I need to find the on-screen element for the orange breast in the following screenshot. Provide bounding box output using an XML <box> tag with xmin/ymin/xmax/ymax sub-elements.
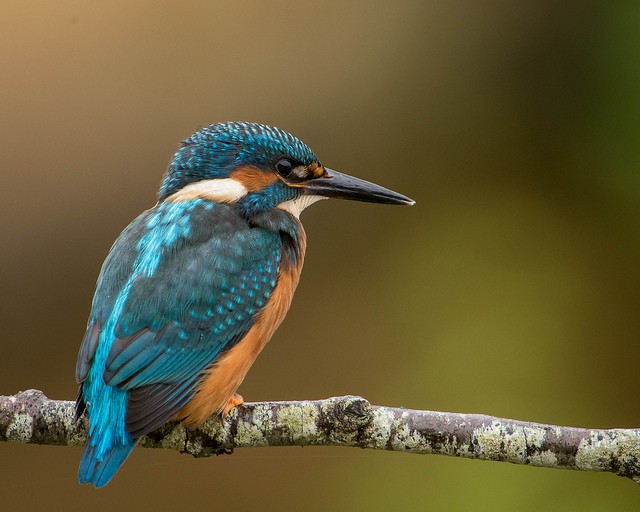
<box><xmin>177</xmin><ymin>222</ymin><xmax>307</xmax><ymax>428</ymax></box>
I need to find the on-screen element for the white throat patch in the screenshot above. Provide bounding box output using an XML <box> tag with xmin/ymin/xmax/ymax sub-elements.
<box><xmin>168</xmin><ymin>178</ymin><xmax>248</xmax><ymax>203</ymax></box>
<box><xmin>277</xmin><ymin>195</ymin><xmax>327</xmax><ymax>218</ymax></box>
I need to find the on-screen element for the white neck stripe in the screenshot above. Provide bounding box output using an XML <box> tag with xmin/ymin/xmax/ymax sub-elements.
<box><xmin>167</xmin><ymin>178</ymin><xmax>248</xmax><ymax>203</ymax></box>
<box><xmin>277</xmin><ymin>195</ymin><xmax>327</xmax><ymax>218</ymax></box>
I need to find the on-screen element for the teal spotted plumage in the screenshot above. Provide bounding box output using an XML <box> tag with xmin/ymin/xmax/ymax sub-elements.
<box><xmin>76</xmin><ymin>121</ymin><xmax>413</xmax><ymax>487</ymax></box>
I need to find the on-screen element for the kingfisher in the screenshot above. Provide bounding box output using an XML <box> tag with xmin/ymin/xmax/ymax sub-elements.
<box><xmin>75</xmin><ymin>121</ymin><xmax>413</xmax><ymax>487</ymax></box>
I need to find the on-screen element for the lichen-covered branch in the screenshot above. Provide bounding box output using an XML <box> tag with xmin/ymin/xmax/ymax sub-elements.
<box><xmin>2</xmin><ymin>389</ymin><xmax>640</xmax><ymax>483</ymax></box>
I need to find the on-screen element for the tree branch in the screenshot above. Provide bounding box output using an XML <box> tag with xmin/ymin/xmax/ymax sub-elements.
<box><xmin>2</xmin><ymin>389</ymin><xmax>639</xmax><ymax>483</ymax></box>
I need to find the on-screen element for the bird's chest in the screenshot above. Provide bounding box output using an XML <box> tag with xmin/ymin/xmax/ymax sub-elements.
<box><xmin>177</xmin><ymin>215</ymin><xmax>307</xmax><ymax>427</ymax></box>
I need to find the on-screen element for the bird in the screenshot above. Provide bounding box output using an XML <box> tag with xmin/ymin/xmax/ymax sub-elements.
<box><xmin>75</xmin><ymin>121</ymin><xmax>414</xmax><ymax>487</ymax></box>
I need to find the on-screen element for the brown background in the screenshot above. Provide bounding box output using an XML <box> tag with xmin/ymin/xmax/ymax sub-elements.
<box><xmin>2</xmin><ymin>1</ymin><xmax>640</xmax><ymax>510</ymax></box>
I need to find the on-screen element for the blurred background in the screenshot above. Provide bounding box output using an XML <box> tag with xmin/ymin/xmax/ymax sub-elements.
<box><xmin>2</xmin><ymin>1</ymin><xmax>640</xmax><ymax>510</ymax></box>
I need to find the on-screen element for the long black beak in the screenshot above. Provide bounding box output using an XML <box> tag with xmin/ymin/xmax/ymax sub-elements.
<box><xmin>303</xmin><ymin>168</ymin><xmax>415</xmax><ymax>205</ymax></box>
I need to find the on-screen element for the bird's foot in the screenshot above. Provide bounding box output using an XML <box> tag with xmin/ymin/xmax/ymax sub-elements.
<box><xmin>221</xmin><ymin>393</ymin><xmax>244</xmax><ymax>418</ymax></box>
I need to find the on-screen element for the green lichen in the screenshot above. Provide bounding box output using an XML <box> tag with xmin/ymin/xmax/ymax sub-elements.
<box><xmin>576</xmin><ymin>430</ymin><xmax>640</xmax><ymax>474</ymax></box>
<box><xmin>198</xmin><ymin>414</ymin><xmax>225</xmax><ymax>439</ymax></box>
<box><xmin>528</xmin><ymin>450</ymin><xmax>558</xmax><ymax>467</ymax></box>
<box><xmin>236</xmin><ymin>420</ymin><xmax>268</xmax><ymax>447</ymax></box>
<box><xmin>389</xmin><ymin>420</ymin><xmax>433</xmax><ymax>453</ymax></box>
<box><xmin>522</xmin><ymin>425</ymin><xmax>559</xmax><ymax>467</ymax></box>
<box><xmin>7</xmin><ymin>413</ymin><xmax>33</xmax><ymax>443</ymax></box>
<box><xmin>234</xmin><ymin>405</ymin><xmax>274</xmax><ymax>447</ymax></box>
<box><xmin>472</xmin><ymin>421</ymin><xmax>527</xmax><ymax>463</ymax></box>
<box><xmin>160</xmin><ymin>424</ymin><xmax>187</xmax><ymax>450</ymax></box>
<box><xmin>278</xmin><ymin>403</ymin><xmax>319</xmax><ymax>442</ymax></box>
<box><xmin>367</xmin><ymin>408</ymin><xmax>397</xmax><ymax>450</ymax></box>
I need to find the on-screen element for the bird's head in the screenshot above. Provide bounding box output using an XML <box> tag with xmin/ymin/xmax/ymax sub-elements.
<box><xmin>159</xmin><ymin>122</ymin><xmax>414</xmax><ymax>217</ymax></box>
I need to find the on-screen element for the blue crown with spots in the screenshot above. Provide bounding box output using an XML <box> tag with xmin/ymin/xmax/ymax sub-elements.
<box><xmin>159</xmin><ymin>122</ymin><xmax>320</xmax><ymax>201</ymax></box>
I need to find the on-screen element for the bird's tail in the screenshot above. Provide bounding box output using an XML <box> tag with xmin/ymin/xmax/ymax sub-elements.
<box><xmin>78</xmin><ymin>435</ymin><xmax>136</xmax><ymax>488</ymax></box>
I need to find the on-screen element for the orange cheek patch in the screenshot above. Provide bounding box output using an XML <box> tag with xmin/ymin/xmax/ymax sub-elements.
<box><xmin>231</xmin><ymin>166</ymin><xmax>279</xmax><ymax>192</ymax></box>
<box><xmin>308</xmin><ymin>162</ymin><xmax>325</xmax><ymax>179</ymax></box>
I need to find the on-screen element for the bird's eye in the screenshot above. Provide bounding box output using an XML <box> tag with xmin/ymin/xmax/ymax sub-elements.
<box><xmin>275</xmin><ymin>159</ymin><xmax>294</xmax><ymax>178</ymax></box>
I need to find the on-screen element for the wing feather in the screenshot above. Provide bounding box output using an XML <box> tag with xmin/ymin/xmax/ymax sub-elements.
<box><xmin>81</xmin><ymin>202</ymin><xmax>282</xmax><ymax>438</ymax></box>
<box><xmin>125</xmin><ymin>379</ymin><xmax>196</xmax><ymax>437</ymax></box>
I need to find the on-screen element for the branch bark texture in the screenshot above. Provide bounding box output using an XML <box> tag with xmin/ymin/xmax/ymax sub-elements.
<box><xmin>2</xmin><ymin>389</ymin><xmax>639</xmax><ymax>483</ymax></box>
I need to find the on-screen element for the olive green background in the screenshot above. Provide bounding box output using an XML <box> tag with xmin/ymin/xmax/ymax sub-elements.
<box><xmin>2</xmin><ymin>1</ymin><xmax>640</xmax><ymax>510</ymax></box>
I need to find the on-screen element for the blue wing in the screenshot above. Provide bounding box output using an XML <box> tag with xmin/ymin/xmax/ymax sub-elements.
<box><xmin>77</xmin><ymin>200</ymin><xmax>282</xmax><ymax>439</ymax></box>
